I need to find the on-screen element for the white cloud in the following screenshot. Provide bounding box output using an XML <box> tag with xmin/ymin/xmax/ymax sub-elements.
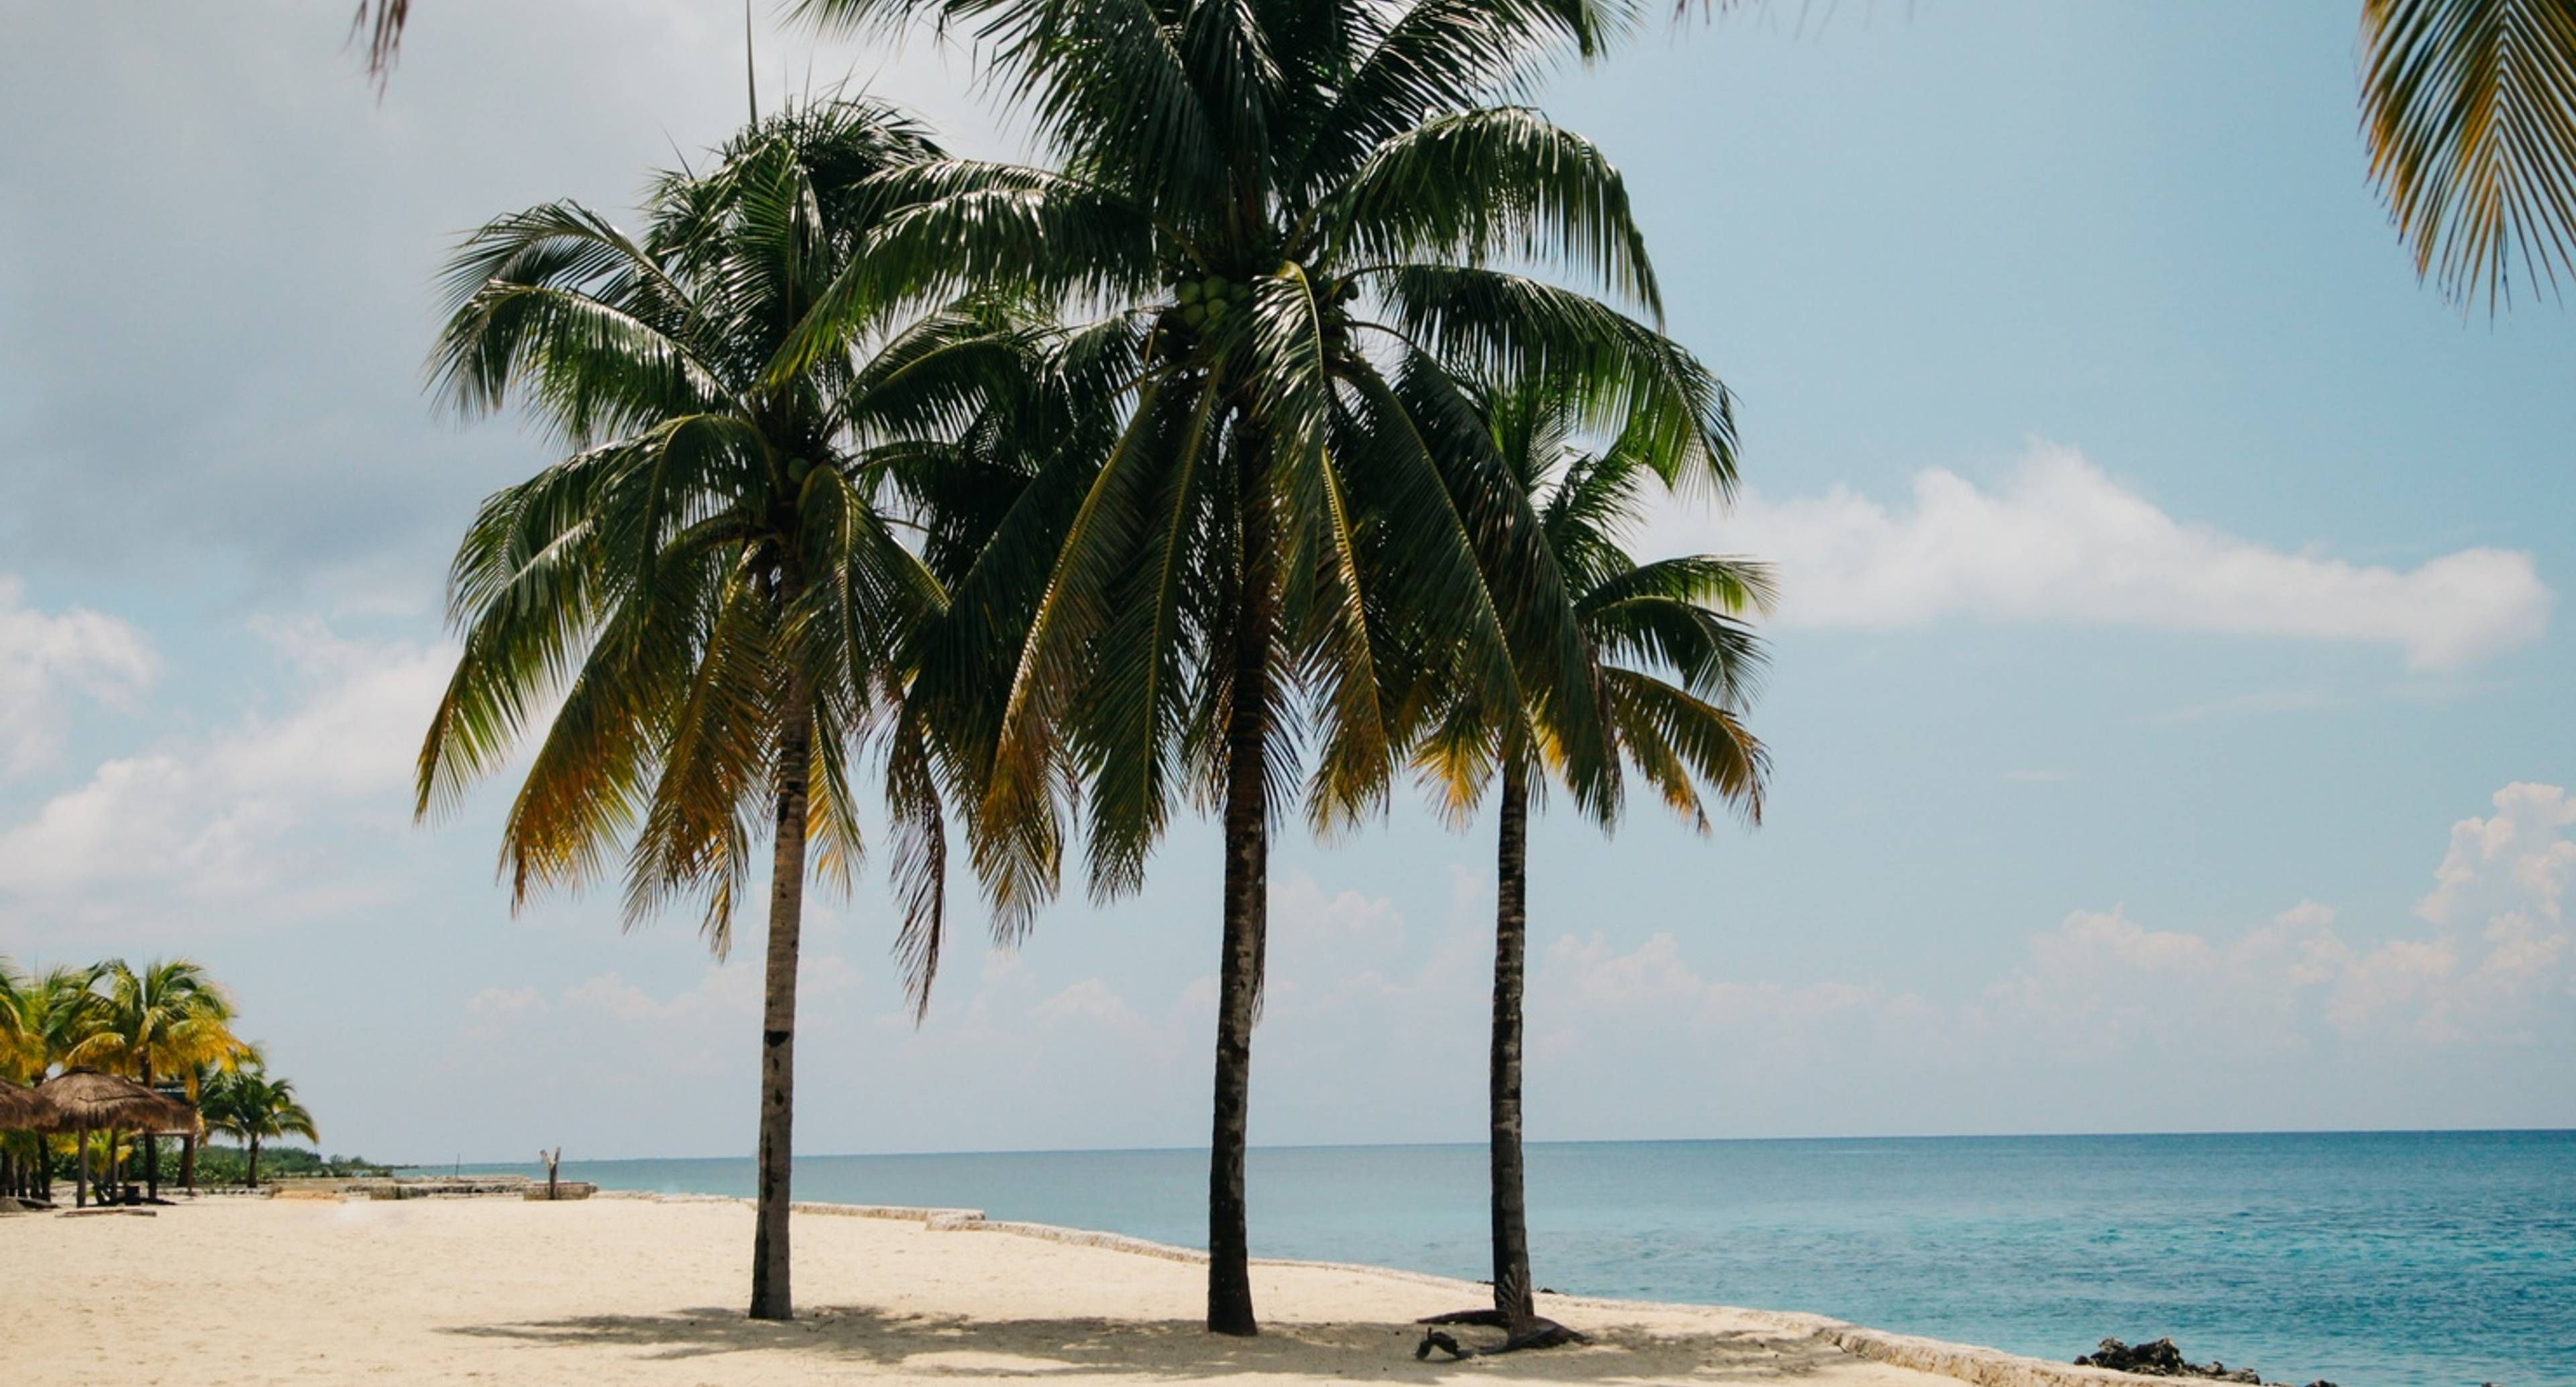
<box><xmin>1537</xmin><ymin>783</ymin><xmax>2576</xmax><ymax>1087</ymax></box>
<box><xmin>0</xmin><ymin>575</ymin><xmax>158</xmax><ymax>775</ymax></box>
<box><xmin>2417</xmin><ymin>782</ymin><xmax>2576</xmax><ymax>927</ymax></box>
<box><xmin>1654</xmin><ymin>446</ymin><xmax>2552</xmax><ymax>669</ymax></box>
<box><xmin>0</xmin><ymin>619</ymin><xmax>453</xmax><ymax>926</ymax></box>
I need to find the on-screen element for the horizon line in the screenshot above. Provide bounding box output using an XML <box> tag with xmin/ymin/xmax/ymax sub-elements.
<box><xmin>412</xmin><ymin>1123</ymin><xmax>2576</xmax><ymax>1168</ymax></box>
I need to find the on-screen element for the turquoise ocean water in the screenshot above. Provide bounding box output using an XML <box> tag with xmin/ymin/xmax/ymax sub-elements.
<box><xmin>468</xmin><ymin>1131</ymin><xmax>2572</xmax><ymax>1387</ymax></box>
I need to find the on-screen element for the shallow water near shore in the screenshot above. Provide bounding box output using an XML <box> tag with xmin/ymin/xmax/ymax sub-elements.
<box><xmin>464</xmin><ymin>1129</ymin><xmax>2574</xmax><ymax>1387</ymax></box>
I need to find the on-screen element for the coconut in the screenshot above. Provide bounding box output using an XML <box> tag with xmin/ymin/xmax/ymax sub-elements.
<box><xmin>1183</xmin><ymin>302</ymin><xmax>1208</xmax><ymax>327</ymax></box>
<box><xmin>1177</xmin><ymin>280</ymin><xmax>1202</xmax><ymax>304</ymax></box>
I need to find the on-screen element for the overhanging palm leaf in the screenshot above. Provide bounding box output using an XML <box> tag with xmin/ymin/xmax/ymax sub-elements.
<box><xmin>2361</xmin><ymin>0</ymin><xmax>2576</xmax><ymax>307</ymax></box>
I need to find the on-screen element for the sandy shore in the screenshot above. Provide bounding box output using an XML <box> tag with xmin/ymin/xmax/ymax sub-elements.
<box><xmin>0</xmin><ymin>1197</ymin><xmax>2093</xmax><ymax>1387</ymax></box>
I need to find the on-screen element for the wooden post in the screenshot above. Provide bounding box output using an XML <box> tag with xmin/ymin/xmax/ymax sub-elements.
<box><xmin>74</xmin><ymin>1122</ymin><xmax>88</xmax><ymax>1209</ymax></box>
<box><xmin>540</xmin><ymin>1147</ymin><xmax>561</xmax><ymax>1201</ymax></box>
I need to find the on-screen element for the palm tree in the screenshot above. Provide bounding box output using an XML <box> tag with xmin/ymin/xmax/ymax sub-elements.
<box><xmin>1</xmin><ymin>961</ymin><xmax>103</xmax><ymax>1085</ymax></box>
<box><xmin>201</xmin><ymin>1062</ymin><xmax>317</xmax><ymax>1188</ymax></box>
<box><xmin>1411</xmin><ymin>380</ymin><xmax>1768</xmax><ymax>1343</ymax></box>
<box><xmin>795</xmin><ymin>0</ymin><xmax>1733</xmax><ymax>1336</ymax></box>
<box><xmin>176</xmin><ymin>1044</ymin><xmax>266</xmax><ymax>1192</ymax></box>
<box><xmin>66</xmin><ymin>958</ymin><xmax>247</xmax><ymax>1201</ymax></box>
<box><xmin>0</xmin><ymin>959</ymin><xmax>31</xmax><ymax>1199</ymax></box>
<box><xmin>417</xmin><ymin>100</ymin><xmax>1042</xmax><ymax>1321</ymax></box>
<box><xmin>0</xmin><ymin>958</ymin><xmax>30</xmax><ymax>1083</ymax></box>
<box><xmin>0</xmin><ymin>963</ymin><xmax>103</xmax><ymax>1201</ymax></box>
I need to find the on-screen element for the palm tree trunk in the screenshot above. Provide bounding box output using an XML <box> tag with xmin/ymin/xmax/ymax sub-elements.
<box><xmin>74</xmin><ymin>1123</ymin><xmax>87</xmax><ymax>1209</ymax></box>
<box><xmin>1207</xmin><ymin>444</ymin><xmax>1275</xmax><ymax>1339</ymax></box>
<box><xmin>1489</xmin><ymin>758</ymin><xmax>1536</xmax><ymax>1331</ymax></box>
<box><xmin>181</xmin><ymin>1134</ymin><xmax>196</xmax><ymax>1195</ymax></box>
<box><xmin>248</xmin><ymin>1135</ymin><xmax>260</xmax><ymax>1189</ymax></box>
<box><xmin>142</xmin><ymin>1061</ymin><xmax>160</xmax><ymax>1201</ymax></box>
<box><xmin>749</xmin><ymin>671</ymin><xmax>817</xmax><ymax>1323</ymax></box>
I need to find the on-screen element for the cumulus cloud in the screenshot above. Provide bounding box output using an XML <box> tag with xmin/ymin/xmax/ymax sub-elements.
<box><xmin>0</xmin><ymin>576</ymin><xmax>158</xmax><ymax>776</ymax></box>
<box><xmin>1651</xmin><ymin>446</ymin><xmax>2552</xmax><ymax>669</ymax></box>
<box><xmin>0</xmin><ymin>620</ymin><xmax>452</xmax><ymax>928</ymax></box>
<box><xmin>2416</xmin><ymin>782</ymin><xmax>2576</xmax><ymax>927</ymax></box>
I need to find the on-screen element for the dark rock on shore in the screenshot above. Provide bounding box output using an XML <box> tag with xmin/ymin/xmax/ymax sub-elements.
<box><xmin>2072</xmin><ymin>1337</ymin><xmax>2334</xmax><ymax>1387</ymax></box>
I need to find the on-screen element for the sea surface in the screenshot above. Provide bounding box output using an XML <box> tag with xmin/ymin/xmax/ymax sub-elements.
<box><xmin>465</xmin><ymin>1131</ymin><xmax>2573</xmax><ymax>1387</ymax></box>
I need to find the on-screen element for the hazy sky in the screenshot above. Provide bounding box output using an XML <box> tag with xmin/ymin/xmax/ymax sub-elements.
<box><xmin>2</xmin><ymin>2</ymin><xmax>2570</xmax><ymax>1163</ymax></box>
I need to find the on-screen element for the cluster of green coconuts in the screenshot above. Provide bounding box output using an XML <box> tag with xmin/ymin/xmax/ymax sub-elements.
<box><xmin>1173</xmin><ymin>275</ymin><xmax>1245</xmax><ymax>329</ymax></box>
<box><xmin>1169</xmin><ymin>270</ymin><xmax>1362</xmax><ymax>332</ymax></box>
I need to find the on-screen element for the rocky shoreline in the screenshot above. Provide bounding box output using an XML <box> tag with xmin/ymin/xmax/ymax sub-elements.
<box><xmin>2074</xmin><ymin>1337</ymin><xmax>2336</xmax><ymax>1387</ymax></box>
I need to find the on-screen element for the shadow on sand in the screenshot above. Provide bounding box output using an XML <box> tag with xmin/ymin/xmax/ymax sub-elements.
<box><xmin>445</xmin><ymin>1305</ymin><xmax>1848</xmax><ymax>1380</ymax></box>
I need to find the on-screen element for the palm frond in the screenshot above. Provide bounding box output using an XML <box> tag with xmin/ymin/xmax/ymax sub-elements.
<box><xmin>2362</xmin><ymin>0</ymin><xmax>2576</xmax><ymax>307</ymax></box>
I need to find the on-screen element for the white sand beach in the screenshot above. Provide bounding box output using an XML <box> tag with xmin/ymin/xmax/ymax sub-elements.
<box><xmin>0</xmin><ymin>1196</ymin><xmax>2096</xmax><ymax>1387</ymax></box>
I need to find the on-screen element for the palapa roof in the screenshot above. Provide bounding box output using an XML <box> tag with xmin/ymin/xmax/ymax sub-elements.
<box><xmin>0</xmin><ymin>1078</ymin><xmax>50</xmax><ymax>1131</ymax></box>
<box><xmin>30</xmin><ymin>1068</ymin><xmax>199</xmax><ymax>1134</ymax></box>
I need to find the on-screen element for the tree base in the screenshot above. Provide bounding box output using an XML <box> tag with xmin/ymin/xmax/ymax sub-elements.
<box><xmin>1413</xmin><ymin>1312</ymin><xmax>1588</xmax><ymax>1357</ymax></box>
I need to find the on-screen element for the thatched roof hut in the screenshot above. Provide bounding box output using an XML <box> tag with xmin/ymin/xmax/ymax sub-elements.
<box><xmin>0</xmin><ymin>1078</ymin><xmax>51</xmax><ymax>1131</ymax></box>
<box><xmin>32</xmin><ymin>1069</ymin><xmax>198</xmax><ymax>1135</ymax></box>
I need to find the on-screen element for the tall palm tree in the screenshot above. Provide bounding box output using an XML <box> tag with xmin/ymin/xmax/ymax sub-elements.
<box><xmin>796</xmin><ymin>0</ymin><xmax>1733</xmax><ymax>1336</ymax></box>
<box><xmin>417</xmin><ymin>99</ymin><xmax>1042</xmax><ymax>1321</ymax></box>
<box><xmin>1412</xmin><ymin>380</ymin><xmax>1768</xmax><ymax>1343</ymax></box>
<box><xmin>201</xmin><ymin>1062</ymin><xmax>317</xmax><ymax>1188</ymax></box>
<box><xmin>68</xmin><ymin>958</ymin><xmax>248</xmax><ymax>1200</ymax></box>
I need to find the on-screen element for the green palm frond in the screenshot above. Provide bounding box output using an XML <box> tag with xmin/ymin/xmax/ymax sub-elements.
<box><xmin>423</xmin><ymin>100</ymin><xmax>1050</xmax><ymax>1009</ymax></box>
<box><xmin>1319</xmin><ymin>107</ymin><xmax>1660</xmax><ymax>313</ymax></box>
<box><xmin>2362</xmin><ymin>0</ymin><xmax>2576</xmax><ymax>307</ymax></box>
<box><xmin>1377</xmin><ymin>266</ymin><xmax>1735</xmax><ymax>497</ymax></box>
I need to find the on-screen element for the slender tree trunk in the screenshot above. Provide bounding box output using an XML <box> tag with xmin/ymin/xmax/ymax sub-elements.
<box><xmin>143</xmin><ymin>1062</ymin><xmax>160</xmax><ymax>1201</ymax></box>
<box><xmin>181</xmin><ymin>1134</ymin><xmax>196</xmax><ymax>1195</ymax></box>
<box><xmin>1489</xmin><ymin>759</ymin><xmax>1536</xmax><ymax>1331</ymax></box>
<box><xmin>248</xmin><ymin>1136</ymin><xmax>260</xmax><ymax>1190</ymax></box>
<box><xmin>1207</xmin><ymin>444</ymin><xmax>1275</xmax><ymax>1338</ymax></box>
<box><xmin>74</xmin><ymin>1123</ymin><xmax>87</xmax><ymax>1209</ymax></box>
<box><xmin>749</xmin><ymin>672</ymin><xmax>817</xmax><ymax>1322</ymax></box>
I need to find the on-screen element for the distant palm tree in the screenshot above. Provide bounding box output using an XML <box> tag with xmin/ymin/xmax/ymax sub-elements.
<box><xmin>2</xmin><ymin>961</ymin><xmax>103</xmax><ymax>1086</ymax></box>
<box><xmin>1413</xmin><ymin>380</ymin><xmax>1768</xmax><ymax>1342</ymax></box>
<box><xmin>1</xmin><ymin>962</ymin><xmax>104</xmax><ymax>1199</ymax></box>
<box><xmin>417</xmin><ymin>100</ymin><xmax>1041</xmax><ymax>1321</ymax></box>
<box><xmin>0</xmin><ymin>958</ymin><xmax>29</xmax><ymax>1083</ymax></box>
<box><xmin>202</xmin><ymin>1063</ymin><xmax>317</xmax><ymax>1188</ymax></box>
<box><xmin>68</xmin><ymin>958</ymin><xmax>248</xmax><ymax>1200</ymax></box>
<box><xmin>793</xmin><ymin>0</ymin><xmax>1731</xmax><ymax>1335</ymax></box>
<box><xmin>0</xmin><ymin>959</ymin><xmax>32</xmax><ymax>1198</ymax></box>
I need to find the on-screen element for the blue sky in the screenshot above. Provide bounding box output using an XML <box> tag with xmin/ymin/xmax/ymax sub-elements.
<box><xmin>1</xmin><ymin>2</ymin><xmax>2569</xmax><ymax>1162</ymax></box>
